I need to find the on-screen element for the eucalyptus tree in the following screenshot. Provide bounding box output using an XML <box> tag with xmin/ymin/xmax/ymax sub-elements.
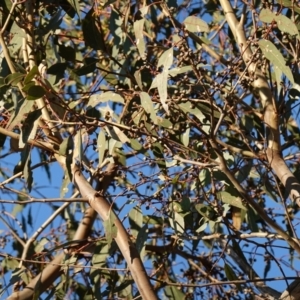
<box><xmin>0</xmin><ymin>0</ymin><xmax>300</xmax><ymax>299</ymax></box>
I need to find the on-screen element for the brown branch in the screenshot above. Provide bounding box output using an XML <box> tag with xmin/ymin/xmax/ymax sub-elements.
<box><xmin>210</xmin><ymin>140</ymin><xmax>300</xmax><ymax>254</ymax></box>
<box><xmin>7</xmin><ymin>164</ymin><xmax>117</xmax><ymax>300</ymax></box>
<box><xmin>219</xmin><ymin>0</ymin><xmax>300</xmax><ymax>207</ymax></box>
<box><xmin>72</xmin><ymin>164</ymin><xmax>158</xmax><ymax>300</ymax></box>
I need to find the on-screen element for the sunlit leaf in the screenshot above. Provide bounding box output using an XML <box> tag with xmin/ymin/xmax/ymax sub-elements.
<box><xmin>88</xmin><ymin>91</ymin><xmax>124</xmax><ymax>108</ymax></box>
<box><xmin>97</xmin><ymin>129</ymin><xmax>106</xmax><ymax>166</ymax></box>
<box><xmin>5</xmin><ymin>72</ymin><xmax>25</xmax><ymax>86</ymax></box>
<box><xmin>103</xmin><ymin>210</ymin><xmax>118</xmax><ymax>249</ymax></box>
<box><xmin>259</xmin><ymin>8</ymin><xmax>275</xmax><ymax>23</ymax></box>
<box><xmin>181</xmin><ymin>127</ymin><xmax>190</xmax><ymax>146</ymax></box>
<box><xmin>129</xmin><ymin>139</ymin><xmax>142</xmax><ymax>151</ymax></box>
<box><xmin>278</xmin><ymin>0</ymin><xmax>300</xmax><ymax>14</ymax></box>
<box><xmin>19</xmin><ymin>108</ymin><xmax>42</xmax><ymax>149</ymax></box>
<box><xmin>140</xmin><ymin>92</ymin><xmax>157</xmax><ymax>124</ymax></box>
<box><xmin>169</xmin><ymin>211</ymin><xmax>185</xmax><ymax>234</ymax></box>
<box><xmin>183</xmin><ymin>16</ymin><xmax>209</xmax><ymax>33</ymax></box>
<box><xmin>275</xmin><ymin>14</ymin><xmax>299</xmax><ymax>38</ymax></box>
<box><xmin>258</xmin><ymin>39</ymin><xmax>294</xmax><ymax>84</ymax></box>
<box><xmin>129</xmin><ymin>206</ymin><xmax>143</xmax><ymax>238</ymax></box>
<box><xmin>195</xmin><ymin>204</ymin><xmax>216</xmax><ymax>221</ymax></box>
<box><xmin>134</xmin><ymin>19</ymin><xmax>146</xmax><ymax>58</ymax></box>
<box><xmin>217</xmin><ymin>191</ymin><xmax>247</xmax><ymax>210</ymax></box>
<box><xmin>157</xmin><ymin>47</ymin><xmax>173</xmax><ymax>70</ymax></box>
<box><xmin>24</xmin><ymin>66</ymin><xmax>39</xmax><ymax>84</ymax></box>
<box><xmin>157</xmin><ymin>71</ymin><xmax>169</xmax><ymax>114</ymax></box>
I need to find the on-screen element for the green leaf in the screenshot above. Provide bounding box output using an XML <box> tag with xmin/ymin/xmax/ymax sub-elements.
<box><xmin>183</xmin><ymin>16</ymin><xmax>209</xmax><ymax>33</ymax></box>
<box><xmin>69</xmin><ymin>0</ymin><xmax>80</xmax><ymax>19</ymax></box>
<box><xmin>236</xmin><ymin>162</ymin><xmax>253</xmax><ymax>183</ymax></box>
<box><xmin>143</xmin><ymin>215</ymin><xmax>165</xmax><ymax>225</ymax></box>
<box><xmin>19</xmin><ymin>108</ymin><xmax>42</xmax><ymax>148</ymax></box>
<box><xmin>103</xmin><ymin>210</ymin><xmax>118</xmax><ymax>249</ymax></box>
<box><xmin>246</xmin><ymin>207</ymin><xmax>259</xmax><ymax>232</ymax></box>
<box><xmin>158</xmin><ymin>47</ymin><xmax>173</xmax><ymax>70</ymax></box>
<box><xmin>199</xmin><ymin>168</ymin><xmax>211</xmax><ymax>186</ymax></box>
<box><xmin>140</xmin><ymin>92</ymin><xmax>157</xmax><ymax>124</ymax></box>
<box><xmin>169</xmin><ymin>211</ymin><xmax>185</xmax><ymax>234</ymax></box>
<box><xmin>275</xmin><ymin>14</ymin><xmax>299</xmax><ymax>38</ymax></box>
<box><xmin>217</xmin><ymin>191</ymin><xmax>247</xmax><ymax>210</ymax></box>
<box><xmin>97</xmin><ymin>129</ymin><xmax>106</xmax><ymax>166</ymax></box>
<box><xmin>129</xmin><ymin>139</ymin><xmax>142</xmax><ymax>151</ymax></box>
<box><xmin>129</xmin><ymin>206</ymin><xmax>143</xmax><ymax>238</ymax></box>
<box><xmin>87</xmin><ymin>91</ymin><xmax>124</xmax><ymax>107</ymax></box>
<box><xmin>258</xmin><ymin>39</ymin><xmax>294</xmax><ymax>84</ymax></box>
<box><xmin>26</xmin><ymin>85</ymin><xmax>46</xmax><ymax>100</ymax></box>
<box><xmin>7</xmin><ymin>98</ymin><xmax>35</xmax><ymax>131</ymax></box>
<box><xmin>274</xmin><ymin>63</ymin><xmax>283</xmax><ymax>96</ymax></box>
<box><xmin>0</xmin><ymin>77</ymin><xmax>5</xmax><ymax>87</ymax></box>
<box><xmin>59</xmin><ymin>136</ymin><xmax>73</xmax><ymax>156</ymax></box>
<box><xmin>152</xmin><ymin>142</ymin><xmax>166</xmax><ymax>172</ymax></box>
<box><xmin>168</xmin><ymin>65</ymin><xmax>193</xmax><ymax>76</ymax></box>
<box><xmin>134</xmin><ymin>19</ymin><xmax>146</xmax><ymax>58</ymax></box>
<box><xmin>47</xmin><ymin>62</ymin><xmax>67</xmax><ymax>75</ymax></box>
<box><xmin>43</xmin><ymin>10</ymin><xmax>62</xmax><ymax>34</ymax></box>
<box><xmin>224</xmin><ymin>263</ymin><xmax>242</xmax><ymax>292</ymax></box>
<box><xmin>259</xmin><ymin>8</ymin><xmax>275</xmax><ymax>23</ymax></box>
<box><xmin>156</xmin><ymin>116</ymin><xmax>172</xmax><ymax>128</ymax></box>
<box><xmin>106</xmin><ymin>125</ymin><xmax>129</xmax><ymax>143</ymax></box>
<box><xmin>195</xmin><ymin>204</ymin><xmax>216</xmax><ymax>221</ymax></box>
<box><xmin>278</xmin><ymin>0</ymin><xmax>300</xmax><ymax>14</ymax></box>
<box><xmin>13</xmin><ymin>146</ymin><xmax>30</xmax><ymax>176</ymax></box>
<box><xmin>136</xmin><ymin>224</ymin><xmax>148</xmax><ymax>261</ymax></box>
<box><xmin>157</xmin><ymin>71</ymin><xmax>169</xmax><ymax>114</ymax></box>
<box><xmin>181</xmin><ymin>127</ymin><xmax>190</xmax><ymax>146</ymax></box>
<box><xmin>74</xmin><ymin>57</ymin><xmax>98</xmax><ymax>76</ymax></box>
<box><xmin>59</xmin><ymin>45</ymin><xmax>76</xmax><ymax>61</ymax></box>
<box><xmin>60</xmin><ymin>171</ymin><xmax>70</xmax><ymax>198</ymax></box>
<box><xmin>82</xmin><ymin>8</ymin><xmax>105</xmax><ymax>50</ymax></box>
<box><xmin>22</xmin><ymin>81</ymin><xmax>35</xmax><ymax>92</ymax></box>
<box><xmin>5</xmin><ymin>72</ymin><xmax>25</xmax><ymax>86</ymax></box>
<box><xmin>164</xmin><ymin>285</ymin><xmax>185</xmax><ymax>299</ymax></box>
<box><xmin>24</xmin><ymin>66</ymin><xmax>39</xmax><ymax>84</ymax></box>
<box><xmin>23</xmin><ymin>152</ymin><xmax>33</xmax><ymax>192</ymax></box>
<box><xmin>59</xmin><ymin>0</ymin><xmax>76</xmax><ymax>17</ymax></box>
<box><xmin>34</xmin><ymin>237</ymin><xmax>49</xmax><ymax>253</ymax></box>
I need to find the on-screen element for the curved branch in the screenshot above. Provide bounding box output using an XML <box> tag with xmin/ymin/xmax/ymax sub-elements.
<box><xmin>219</xmin><ymin>0</ymin><xmax>300</xmax><ymax>207</ymax></box>
<box><xmin>7</xmin><ymin>163</ymin><xmax>118</xmax><ymax>300</ymax></box>
<box><xmin>72</xmin><ymin>164</ymin><xmax>158</xmax><ymax>300</ymax></box>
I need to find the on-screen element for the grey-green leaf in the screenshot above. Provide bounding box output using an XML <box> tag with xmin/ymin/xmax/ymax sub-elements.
<box><xmin>88</xmin><ymin>91</ymin><xmax>124</xmax><ymax>107</ymax></box>
<box><xmin>140</xmin><ymin>92</ymin><xmax>157</xmax><ymax>124</ymax></box>
<box><xmin>275</xmin><ymin>14</ymin><xmax>299</xmax><ymax>38</ymax></box>
<box><xmin>129</xmin><ymin>206</ymin><xmax>143</xmax><ymax>238</ymax></box>
<box><xmin>217</xmin><ymin>191</ymin><xmax>247</xmax><ymax>210</ymax></box>
<box><xmin>157</xmin><ymin>47</ymin><xmax>173</xmax><ymax>70</ymax></box>
<box><xmin>259</xmin><ymin>8</ymin><xmax>275</xmax><ymax>23</ymax></box>
<box><xmin>258</xmin><ymin>39</ymin><xmax>294</xmax><ymax>84</ymax></box>
<box><xmin>134</xmin><ymin>19</ymin><xmax>146</xmax><ymax>58</ymax></box>
<box><xmin>183</xmin><ymin>16</ymin><xmax>209</xmax><ymax>33</ymax></box>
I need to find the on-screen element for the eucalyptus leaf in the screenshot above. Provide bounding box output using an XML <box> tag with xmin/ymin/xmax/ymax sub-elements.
<box><xmin>88</xmin><ymin>91</ymin><xmax>124</xmax><ymax>107</ymax></box>
<box><xmin>183</xmin><ymin>16</ymin><xmax>209</xmax><ymax>33</ymax></box>
<box><xmin>258</xmin><ymin>39</ymin><xmax>294</xmax><ymax>84</ymax></box>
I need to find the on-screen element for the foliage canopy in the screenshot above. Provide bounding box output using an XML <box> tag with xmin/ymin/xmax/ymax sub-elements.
<box><xmin>1</xmin><ymin>0</ymin><xmax>300</xmax><ymax>299</ymax></box>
